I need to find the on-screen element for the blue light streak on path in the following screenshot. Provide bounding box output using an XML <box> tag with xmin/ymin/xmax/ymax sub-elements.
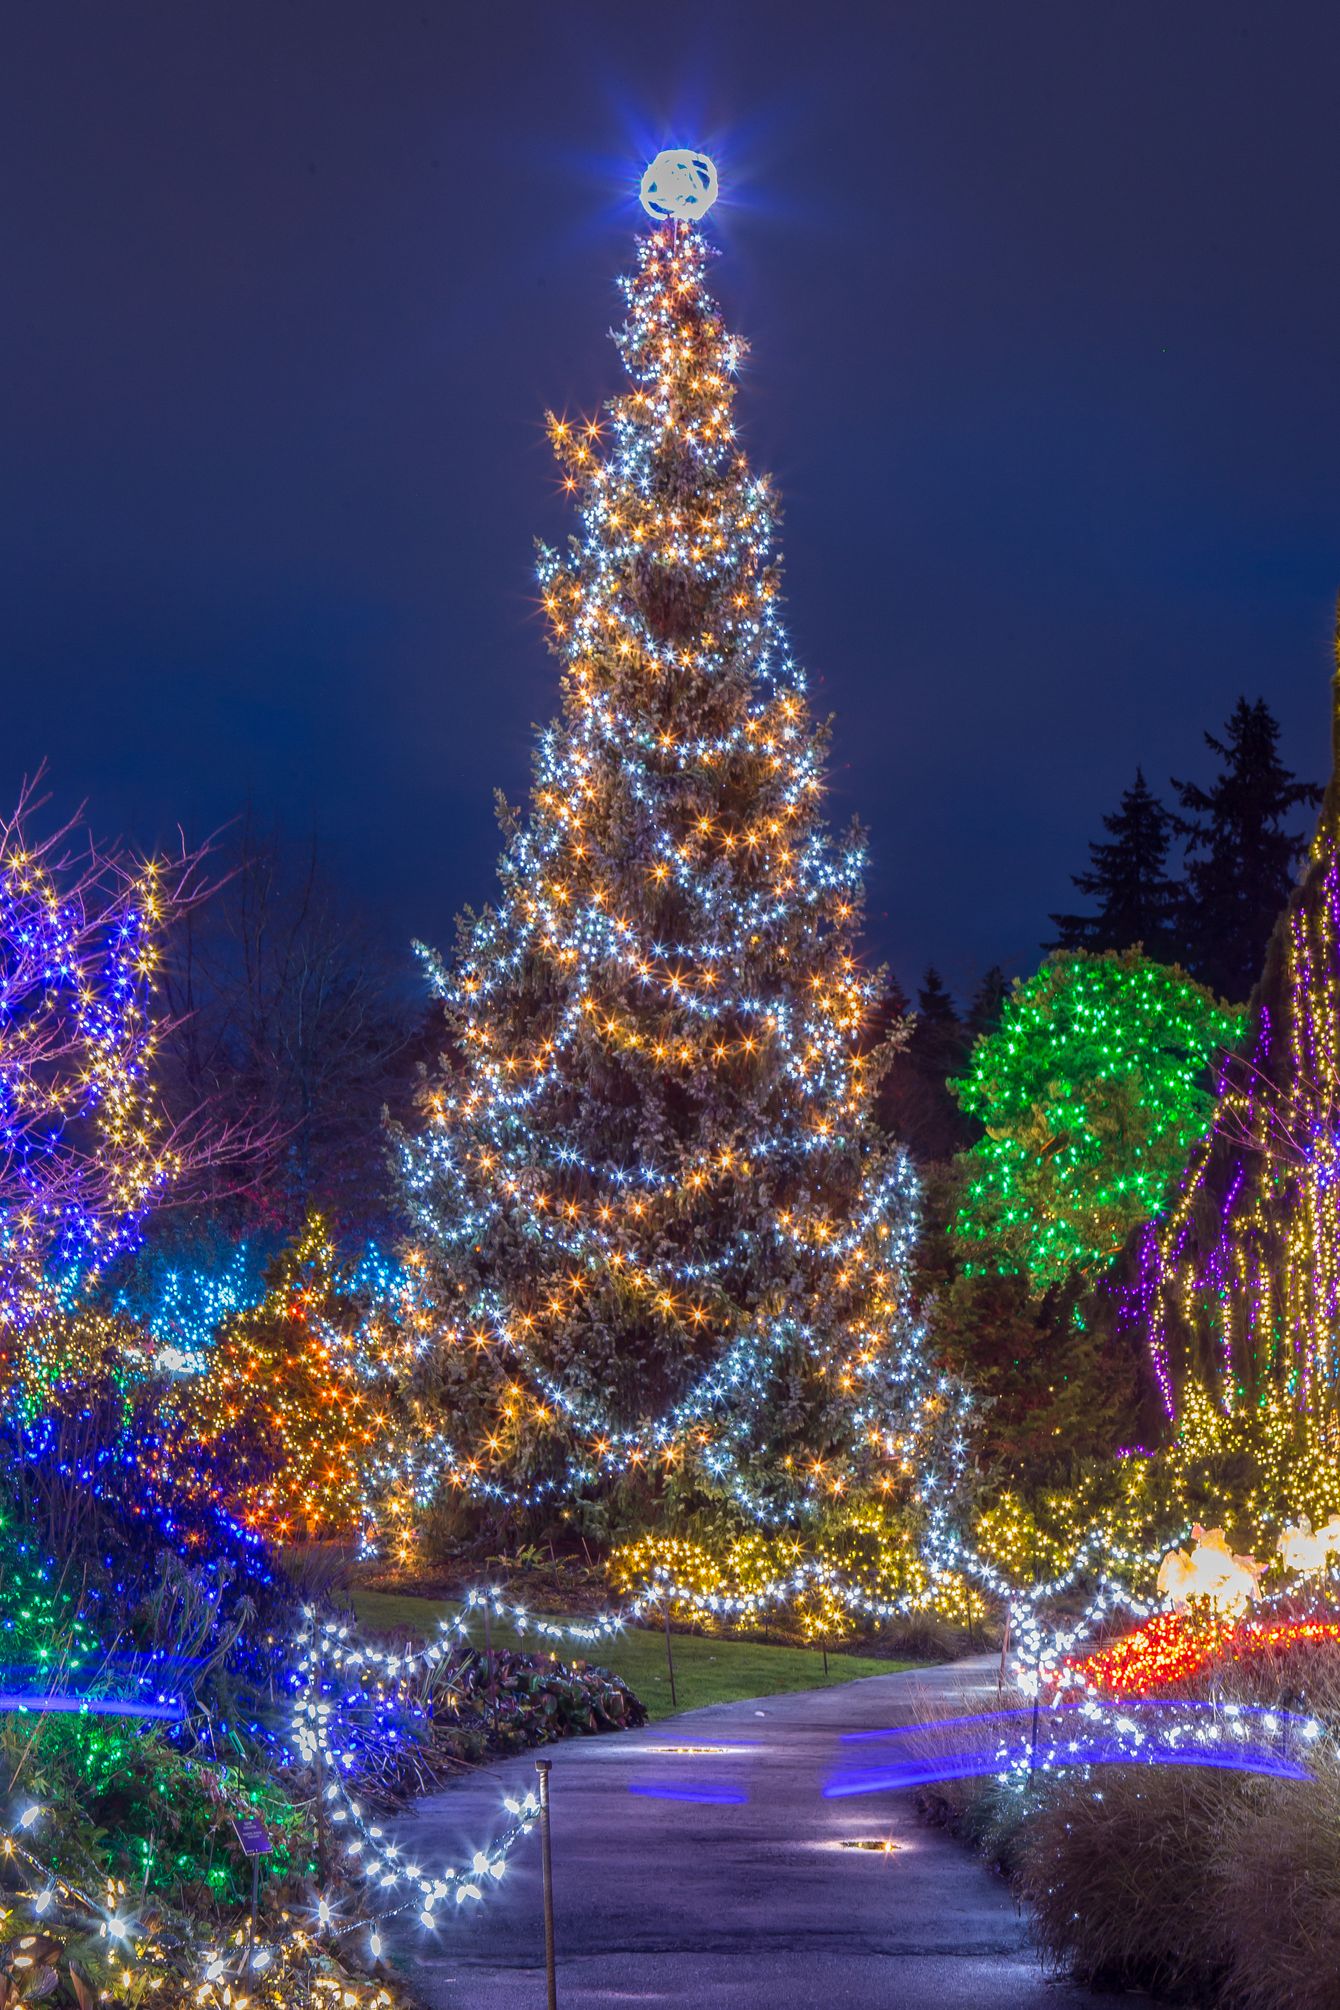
<box><xmin>626</xmin><ymin>1780</ymin><xmax>749</xmax><ymax>1805</ymax></box>
<box><xmin>826</xmin><ymin>1697</ymin><xmax>1313</xmax><ymax>1796</ymax></box>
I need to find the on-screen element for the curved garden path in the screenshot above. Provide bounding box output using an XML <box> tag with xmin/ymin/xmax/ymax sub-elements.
<box><xmin>390</xmin><ymin>1654</ymin><xmax>1116</xmax><ymax>2008</ymax></box>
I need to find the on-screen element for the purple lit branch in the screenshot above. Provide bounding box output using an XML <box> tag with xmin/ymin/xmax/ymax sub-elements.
<box><xmin>0</xmin><ymin>770</ymin><xmax>270</xmax><ymax>1317</ymax></box>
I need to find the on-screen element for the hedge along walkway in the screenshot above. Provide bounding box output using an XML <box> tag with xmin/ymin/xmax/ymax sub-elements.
<box><xmin>385</xmin><ymin>1654</ymin><xmax>1118</xmax><ymax>2010</ymax></box>
<box><xmin>349</xmin><ymin>1588</ymin><xmax>905</xmax><ymax>1719</ymax></box>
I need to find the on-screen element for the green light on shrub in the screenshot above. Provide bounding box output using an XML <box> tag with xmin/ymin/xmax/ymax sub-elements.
<box><xmin>951</xmin><ymin>949</ymin><xmax>1243</xmax><ymax>1294</ymax></box>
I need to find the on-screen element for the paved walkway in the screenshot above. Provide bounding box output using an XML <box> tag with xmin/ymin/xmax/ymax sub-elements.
<box><xmin>390</xmin><ymin>1656</ymin><xmax>1102</xmax><ymax>2009</ymax></box>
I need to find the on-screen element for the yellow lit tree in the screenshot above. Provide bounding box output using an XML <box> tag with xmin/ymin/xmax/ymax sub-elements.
<box><xmin>1139</xmin><ymin>629</ymin><xmax>1340</xmax><ymax>1512</ymax></box>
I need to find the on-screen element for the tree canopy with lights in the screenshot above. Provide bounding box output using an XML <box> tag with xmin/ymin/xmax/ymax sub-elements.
<box><xmin>951</xmin><ymin>948</ymin><xmax>1243</xmax><ymax>1297</ymax></box>
<box><xmin>0</xmin><ymin>776</ymin><xmax>242</xmax><ymax>1329</ymax></box>
<box><xmin>381</xmin><ymin>221</ymin><xmax>951</xmax><ymax>1547</ymax></box>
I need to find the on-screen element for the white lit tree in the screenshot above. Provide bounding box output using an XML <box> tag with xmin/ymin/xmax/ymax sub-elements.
<box><xmin>382</xmin><ymin>217</ymin><xmax>951</xmax><ymax>1548</ymax></box>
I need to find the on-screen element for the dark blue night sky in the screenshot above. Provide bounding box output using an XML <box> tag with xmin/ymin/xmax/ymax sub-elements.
<box><xmin>4</xmin><ymin>2</ymin><xmax>1339</xmax><ymax>1002</ymax></box>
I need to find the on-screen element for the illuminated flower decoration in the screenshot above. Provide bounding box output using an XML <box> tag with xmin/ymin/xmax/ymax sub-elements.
<box><xmin>639</xmin><ymin>149</ymin><xmax>718</xmax><ymax>222</ymax></box>
<box><xmin>1278</xmin><ymin>1512</ymin><xmax>1340</xmax><ymax>1576</ymax></box>
<box><xmin>1157</xmin><ymin>1525</ymin><xmax>1263</xmax><ymax>1613</ymax></box>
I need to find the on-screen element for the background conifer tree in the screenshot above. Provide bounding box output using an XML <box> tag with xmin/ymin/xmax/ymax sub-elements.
<box><xmin>967</xmin><ymin>966</ymin><xmax>1009</xmax><ymax>1042</ymax></box>
<box><xmin>383</xmin><ymin>223</ymin><xmax>943</xmax><ymax>1547</ymax></box>
<box><xmin>915</xmin><ymin>968</ymin><xmax>965</xmax><ymax>1063</ymax></box>
<box><xmin>875</xmin><ymin>970</ymin><xmax>975</xmax><ymax>1165</ymax></box>
<box><xmin>1173</xmin><ymin>698</ymin><xmax>1318</xmax><ymax>1000</ymax></box>
<box><xmin>1050</xmin><ymin>768</ymin><xmax>1182</xmax><ymax>961</ymax></box>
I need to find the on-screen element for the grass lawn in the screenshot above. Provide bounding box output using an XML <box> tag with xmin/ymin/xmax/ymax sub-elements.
<box><xmin>348</xmin><ymin>1589</ymin><xmax>909</xmax><ymax>1720</ymax></box>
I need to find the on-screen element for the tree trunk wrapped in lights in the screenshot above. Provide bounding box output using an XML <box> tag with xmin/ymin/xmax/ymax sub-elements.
<box><xmin>1138</xmin><ymin>620</ymin><xmax>1340</xmax><ymax>1504</ymax></box>
<box><xmin>381</xmin><ymin>222</ymin><xmax>956</xmax><ymax>1552</ymax></box>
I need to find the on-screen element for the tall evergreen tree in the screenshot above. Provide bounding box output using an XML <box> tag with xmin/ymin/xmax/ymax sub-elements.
<box><xmin>915</xmin><ymin>968</ymin><xmax>962</xmax><ymax>1057</ymax></box>
<box><xmin>1050</xmin><ymin>768</ymin><xmax>1182</xmax><ymax>960</ymax></box>
<box><xmin>877</xmin><ymin>970</ymin><xmax>971</xmax><ymax>1163</ymax></box>
<box><xmin>967</xmin><ymin>965</ymin><xmax>1009</xmax><ymax>1041</ymax></box>
<box><xmin>1173</xmin><ymin>698</ymin><xmax>1319</xmax><ymax>1000</ymax></box>
<box><xmin>379</xmin><ymin>217</ymin><xmax>945</xmax><ymax>1546</ymax></box>
<box><xmin>911</xmin><ymin>969</ymin><xmax>973</xmax><ymax>1158</ymax></box>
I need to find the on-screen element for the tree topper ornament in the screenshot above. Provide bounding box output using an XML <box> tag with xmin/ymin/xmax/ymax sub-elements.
<box><xmin>639</xmin><ymin>150</ymin><xmax>718</xmax><ymax>223</ymax></box>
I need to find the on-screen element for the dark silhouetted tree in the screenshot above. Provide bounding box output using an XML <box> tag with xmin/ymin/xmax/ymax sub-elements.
<box><xmin>161</xmin><ymin>819</ymin><xmax>419</xmax><ymax>1237</ymax></box>
<box><xmin>1050</xmin><ymin>769</ymin><xmax>1182</xmax><ymax>961</ymax></box>
<box><xmin>967</xmin><ymin>965</ymin><xmax>1009</xmax><ymax>1041</ymax></box>
<box><xmin>915</xmin><ymin>1164</ymin><xmax>1144</xmax><ymax>1479</ymax></box>
<box><xmin>878</xmin><ymin>969</ymin><xmax>973</xmax><ymax>1164</ymax></box>
<box><xmin>1173</xmin><ymin>699</ymin><xmax>1319</xmax><ymax>1001</ymax></box>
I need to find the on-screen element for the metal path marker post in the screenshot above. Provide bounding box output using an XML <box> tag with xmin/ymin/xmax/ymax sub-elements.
<box><xmin>484</xmin><ymin>1602</ymin><xmax>497</xmax><ymax>1732</ymax></box>
<box><xmin>662</xmin><ymin>1601</ymin><xmax>677</xmax><ymax>1710</ymax></box>
<box><xmin>535</xmin><ymin>1758</ymin><xmax>558</xmax><ymax>2010</ymax></box>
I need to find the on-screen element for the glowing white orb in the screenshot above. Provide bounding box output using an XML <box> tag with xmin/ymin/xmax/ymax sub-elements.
<box><xmin>640</xmin><ymin>150</ymin><xmax>718</xmax><ymax>223</ymax></box>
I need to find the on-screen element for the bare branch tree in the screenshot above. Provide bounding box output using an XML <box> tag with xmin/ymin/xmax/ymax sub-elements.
<box><xmin>157</xmin><ymin>812</ymin><xmax>421</xmax><ymax>1236</ymax></box>
<box><xmin>0</xmin><ymin>768</ymin><xmax>271</xmax><ymax>1317</ymax></box>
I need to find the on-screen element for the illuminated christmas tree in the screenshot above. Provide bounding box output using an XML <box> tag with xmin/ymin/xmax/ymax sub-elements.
<box><xmin>923</xmin><ymin>950</ymin><xmax>1238</xmax><ymax>1475</ymax></box>
<box><xmin>1140</xmin><ymin>630</ymin><xmax>1340</xmax><ymax>1480</ymax></box>
<box><xmin>189</xmin><ymin>1216</ymin><xmax>397</xmax><ymax>1540</ymax></box>
<box><xmin>385</xmin><ymin>193</ymin><xmax>949</xmax><ymax>1547</ymax></box>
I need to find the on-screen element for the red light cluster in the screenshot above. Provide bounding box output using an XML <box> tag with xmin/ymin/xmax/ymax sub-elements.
<box><xmin>1067</xmin><ymin>1610</ymin><xmax>1340</xmax><ymax>1697</ymax></box>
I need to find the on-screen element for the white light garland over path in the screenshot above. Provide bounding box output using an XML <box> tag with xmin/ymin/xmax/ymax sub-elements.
<box><xmin>386</xmin><ymin>1657</ymin><xmax>1112</xmax><ymax>2010</ymax></box>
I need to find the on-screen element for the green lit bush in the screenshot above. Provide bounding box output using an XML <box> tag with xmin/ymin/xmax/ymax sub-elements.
<box><xmin>951</xmin><ymin>948</ymin><xmax>1243</xmax><ymax>1294</ymax></box>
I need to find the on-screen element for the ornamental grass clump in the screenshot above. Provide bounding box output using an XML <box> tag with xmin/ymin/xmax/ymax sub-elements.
<box><xmin>1015</xmin><ymin>1737</ymin><xmax>1340</xmax><ymax>2010</ymax></box>
<box><xmin>1013</xmin><ymin>1761</ymin><xmax>1238</xmax><ymax>2000</ymax></box>
<box><xmin>1008</xmin><ymin>1630</ymin><xmax>1340</xmax><ymax>2009</ymax></box>
<box><xmin>1213</xmin><ymin>1750</ymin><xmax>1340</xmax><ymax>2010</ymax></box>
